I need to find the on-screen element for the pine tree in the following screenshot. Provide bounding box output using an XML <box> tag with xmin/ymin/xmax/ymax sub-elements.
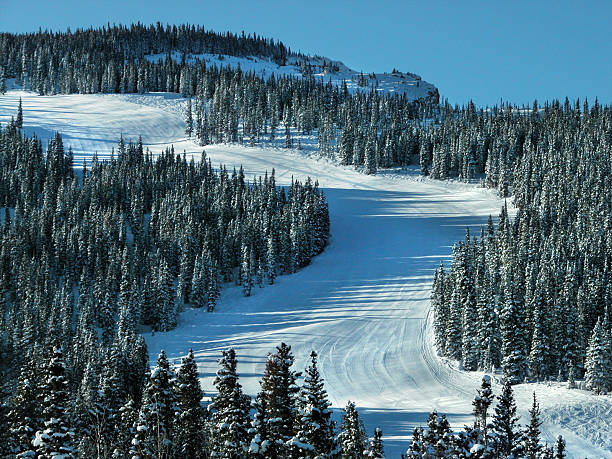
<box><xmin>16</xmin><ymin>97</ymin><xmax>23</xmax><ymax>129</ymax></box>
<box><xmin>114</xmin><ymin>398</ymin><xmax>138</xmax><ymax>458</ymax></box>
<box><xmin>365</xmin><ymin>427</ymin><xmax>384</xmax><ymax>458</ymax></box>
<box><xmin>431</xmin><ymin>264</ymin><xmax>449</xmax><ymax>355</ymax></box>
<box><xmin>175</xmin><ymin>349</ymin><xmax>207</xmax><ymax>458</ymax></box>
<box><xmin>339</xmin><ymin>401</ymin><xmax>368</xmax><ymax>458</ymax></box>
<box><xmin>289</xmin><ymin>351</ymin><xmax>338</xmax><ymax>457</ymax></box>
<box><xmin>185</xmin><ymin>98</ymin><xmax>193</xmax><ymax>137</ymax></box>
<box><xmin>584</xmin><ymin>317</ymin><xmax>611</xmax><ymax>394</ymax></box>
<box><xmin>248</xmin><ymin>392</ymin><xmax>269</xmax><ymax>457</ymax></box>
<box><xmin>472</xmin><ymin>375</ymin><xmax>494</xmax><ymax>445</ymax></box>
<box><xmin>0</xmin><ymin>66</ymin><xmax>6</xmax><ymax>94</ymax></box>
<box><xmin>523</xmin><ymin>392</ymin><xmax>542</xmax><ymax>459</ymax></box>
<box><xmin>257</xmin><ymin>342</ymin><xmax>300</xmax><ymax>457</ymax></box>
<box><xmin>364</xmin><ymin>135</ymin><xmax>377</xmax><ymax>175</ymax></box>
<box><xmin>241</xmin><ymin>244</ymin><xmax>254</xmax><ymax>297</ymax></box>
<box><xmin>208</xmin><ymin>348</ymin><xmax>251</xmax><ymax>458</ymax></box>
<box><xmin>9</xmin><ymin>357</ymin><xmax>42</xmax><ymax>457</ymax></box>
<box><xmin>491</xmin><ymin>379</ymin><xmax>522</xmax><ymax>458</ymax></box>
<box><xmin>500</xmin><ymin>273</ymin><xmax>527</xmax><ymax>384</ymax></box>
<box><xmin>33</xmin><ymin>346</ymin><xmax>75</xmax><ymax>458</ymax></box>
<box><xmin>133</xmin><ymin>350</ymin><xmax>177</xmax><ymax>458</ymax></box>
<box><xmin>555</xmin><ymin>435</ymin><xmax>566</xmax><ymax>459</ymax></box>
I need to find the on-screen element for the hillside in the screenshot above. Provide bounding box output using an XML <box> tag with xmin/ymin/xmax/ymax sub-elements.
<box><xmin>1</xmin><ymin>89</ymin><xmax>609</xmax><ymax>458</ymax></box>
<box><xmin>145</xmin><ymin>51</ymin><xmax>439</xmax><ymax>101</ymax></box>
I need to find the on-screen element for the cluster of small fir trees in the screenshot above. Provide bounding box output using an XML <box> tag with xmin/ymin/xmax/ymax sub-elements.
<box><xmin>405</xmin><ymin>375</ymin><xmax>568</xmax><ymax>459</ymax></box>
<box><xmin>431</xmin><ymin>97</ymin><xmax>612</xmax><ymax>393</ymax></box>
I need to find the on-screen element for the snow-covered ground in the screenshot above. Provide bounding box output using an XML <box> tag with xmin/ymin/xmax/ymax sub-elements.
<box><xmin>1</xmin><ymin>89</ymin><xmax>610</xmax><ymax>458</ymax></box>
<box><xmin>145</xmin><ymin>51</ymin><xmax>438</xmax><ymax>100</ymax></box>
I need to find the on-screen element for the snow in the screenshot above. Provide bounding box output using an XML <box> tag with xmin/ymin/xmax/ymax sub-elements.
<box><xmin>144</xmin><ymin>52</ymin><xmax>438</xmax><ymax>100</ymax></box>
<box><xmin>1</xmin><ymin>88</ymin><xmax>610</xmax><ymax>459</ymax></box>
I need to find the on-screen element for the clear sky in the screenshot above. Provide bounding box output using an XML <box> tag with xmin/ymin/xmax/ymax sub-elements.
<box><xmin>0</xmin><ymin>0</ymin><xmax>610</xmax><ymax>107</ymax></box>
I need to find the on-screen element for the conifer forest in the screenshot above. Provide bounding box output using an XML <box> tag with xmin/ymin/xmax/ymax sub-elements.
<box><xmin>0</xmin><ymin>21</ymin><xmax>610</xmax><ymax>458</ymax></box>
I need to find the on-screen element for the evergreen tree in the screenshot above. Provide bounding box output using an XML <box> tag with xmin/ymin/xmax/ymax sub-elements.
<box><xmin>555</xmin><ymin>435</ymin><xmax>566</xmax><ymax>459</ymax></box>
<box><xmin>16</xmin><ymin>97</ymin><xmax>23</xmax><ymax>129</ymax></box>
<box><xmin>472</xmin><ymin>375</ymin><xmax>494</xmax><ymax>446</ymax></box>
<box><xmin>9</xmin><ymin>357</ymin><xmax>42</xmax><ymax>457</ymax></box>
<box><xmin>257</xmin><ymin>342</ymin><xmax>300</xmax><ymax>457</ymax></box>
<box><xmin>185</xmin><ymin>98</ymin><xmax>193</xmax><ymax>137</ymax></box>
<box><xmin>175</xmin><ymin>349</ymin><xmax>207</xmax><ymax>459</ymax></box>
<box><xmin>208</xmin><ymin>348</ymin><xmax>251</xmax><ymax>458</ymax></box>
<box><xmin>491</xmin><ymin>379</ymin><xmax>522</xmax><ymax>458</ymax></box>
<box><xmin>500</xmin><ymin>273</ymin><xmax>527</xmax><ymax>384</ymax></box>
<box><xmin>584</xmin><ymin>317</ymin><xmax>611</xmax><ymax>394</ymax></box>
<box><xmin>365</xmin><ymin>427</ymin><xmax>384</xmax><ymax>458</ymax></box>
<box><xmin>0</xmin><ymin>66</ymin><xmax>6</xmax><ymax>94</ymax></box>
<box><xmin>523</xmin><ymin>392</ymin><xmax>542</xmax><ymax>459</ymax></box>
<box><xmin>289</xmin><ymin>351</ymin><xmax>338</xmax><ymax>457</ymax></box>
<box><xmin>132</xmin><ymin>350</ymin><xmax>177</xmax><ymax>458</ymax></box>
<box><xmin>33</xmin><ymin>346</ymin><xmax>75</xmax><ymax>458</ymax></box>
<box><xmin>339</xmin><ymin>401</ymin><xmax>368</xmax><ymax>458</ymax></box>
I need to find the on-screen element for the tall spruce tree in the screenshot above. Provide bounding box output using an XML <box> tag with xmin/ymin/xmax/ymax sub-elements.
<box><xmin>257</xmin><ymin>342</ymin><xmax>300</xmax><ymax>457</ymax></box>
<box><xmin>289</xmin><ymin>351</ymin><xmax>338</xmax><ymax>457</ymax></box>
<box><xmin>33</xmin><ymin>346</ymin><xmax>75</xmax><ymax>458</ymax></box>
<box><xmin>175</xmin><ymin>349</ymin><xmax>207</xmax><ymax>458</ymax></box>
<box><xmin>339</xmin><ymin>401</ymin><xmax>368</xmax><ymax>458</ymax></box>
<box><xmin>208</xmin><ymin>348</ymin><xmax>251</xmax><ymax>458</ymax></box>
<box><xmin>132</xmin><ymin>350</ymin><xmax>177</xmax><ymax>458</ymax></box>
<box><xmin>491</xmin><ymin>379</ymin><xmax>522</xmax><ymax>458</ymax></box>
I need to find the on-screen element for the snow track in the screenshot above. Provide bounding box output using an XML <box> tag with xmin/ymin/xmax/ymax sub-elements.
<box><xmin>1</xmin><ymin>89</ymin><xmax>610</xmax><ymax>458</ymax></box>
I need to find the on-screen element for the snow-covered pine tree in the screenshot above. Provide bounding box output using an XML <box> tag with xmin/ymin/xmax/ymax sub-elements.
<box><xmin>364</xmin><ymin>427</ymin><xmax>384</xmax><ymax>458</ymax></box>
<box><xmin>491</xmin><ymin>378</ymin><xmax>522</xmax><ymax>458</ymax></box>
<box><xmin>339</xmin><ymin>401</ymin><xmax>368</xmax><ymax>458</ymax></box>
<box><xmin>257</xmin><ymin>342</ymin><xmax>300</xmax><ymax>457</ymax></box>
<box><xmin>132</xmin><ymin>350</ymin><xmax>177</xmax><ymax>458</ymax></box>
<box><xmin>584</xmin><ymin>317</ymin><xmax>611</xmax><ymax>394</ymax></box>
<box><xmin>33</xmin><ymin>346</ymin><xmax>75</xmax><ymax>458</ymax></box>
<box><xmin>472</xmin><ymin>375</ymin><xmax>494</xmax><ymax>446</ymax></box>
<box><xmin>0</xmin><ymin>66</ymin><xmax>6</xmax><ymax>94</ymax></box>
<box><xmin>185</xmin><ymin>98</ymin><xmax>193</xmax><ymax>137</ymax></box>
<box><xmin>289</xmin><ymin>351</ymin><xmax>338</xmax><ymax>457</ymax></box>
<box><xmin>523</xmin><ymin>392</ymin><xmax>542</xmax><ymax>459</ymax></box>
<box><xmin>175</xmin><ymin>349</ymin><xmax>207</xmax><ymax>458</ymax></box>
<box><xmin>247</xmin><ymin>392</ymin><xmax>266</xmax><ymax>457</ymax></box>
<box><xmin>555</xmin><ymin>435</ymin><xmax>566</xmax><ymax>459</ymax></box>
<box><xmin>208</xmin><ymin>348</ymin><xmax>251</xmax><ymax>458</ymax></box>
<box><xmin>431</xmin><ymin>263</ymin><xmax>449</xmax><ymax>355</ymax></box>
<box><xmin>500</xmin><ymin>271</ymin><xmax>527</xmax><ymax>384</ymax></box>
<box><xmin>8</xmin><ymin>356</ymin><xmax>42</xmax><ymax>457</ymax></box>
<box><xmin>16</xmin><ymin>97</ymin><xmax>23</xmax><ymax>129</ymax></box>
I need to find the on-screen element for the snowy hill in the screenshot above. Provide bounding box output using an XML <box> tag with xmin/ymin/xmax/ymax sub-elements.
<box><xmin>0</xmin><ymin>89</ymin><xmax>609</xmax><ymax>458</ymax></box>
<box><xmin>145</xmin><ymin>51</ymin><xmax>439</xmax><ymax>101</ymax></box>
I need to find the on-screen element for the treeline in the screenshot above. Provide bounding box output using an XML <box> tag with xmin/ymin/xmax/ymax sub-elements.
<box><xmin>0</xmin><ymin>342</ymin><xmax>386</xmax><ymax>458</ymax></box>
<box><xmin>0</xmin><ymin>341</ymin><xmax>567</xmax><ymax>458</ymax></box>
<box><xmin>0</xmin><ymin>23</ymin><xmax>289</xmax><ymax>80</ymax></box>
<box><xmin>432</xmin><ymin>101</ymin><xmax>612</xmax><ymax>393</ymax></box>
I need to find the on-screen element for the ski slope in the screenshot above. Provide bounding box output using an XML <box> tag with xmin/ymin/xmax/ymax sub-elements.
<box><xmin>1</xmin><ymin>89</ymin><xmax>610</xmax><ymax>458</ymax></box>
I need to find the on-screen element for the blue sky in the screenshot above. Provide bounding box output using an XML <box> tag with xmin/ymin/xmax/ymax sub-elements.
<box><xmin>0</xmin><ymin>0</ymin><xmax>610</xmax><ymax>107</ymax></box>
